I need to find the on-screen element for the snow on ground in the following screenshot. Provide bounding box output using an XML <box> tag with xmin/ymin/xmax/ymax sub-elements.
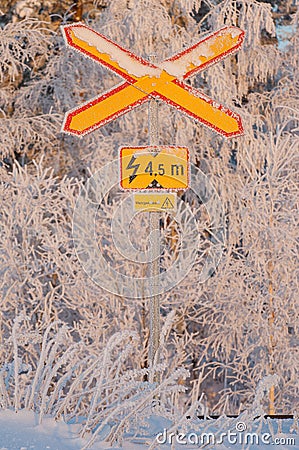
<box><xmin>0</xmin><ymin>409</ymin><xmax>84</xmax><ymax>450</ymax></box>
<box><xmin>0</xmin><ymin>409</ymin><xmax>298</xmax><ymax>450</ymax></box>
<box><xmin>0</xmin><ymin>409</ymin><xmax>145</xmax><ymax>450</ymax></box>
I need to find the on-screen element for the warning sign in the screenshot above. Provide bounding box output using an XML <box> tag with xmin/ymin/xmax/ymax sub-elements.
<box><xmin>161</xmin><ymin>197</ymin><xmax>174</xmax><ymax>209</ymax></box>
<box><xmin>133</xmin><ymin>193</ymin><xmax>177</xmax><ymax>212</ymax></box>
<box><xmin>120</xmin><ymin>146</ymin><xmax>189</xmax><ymax>190</ymax></box>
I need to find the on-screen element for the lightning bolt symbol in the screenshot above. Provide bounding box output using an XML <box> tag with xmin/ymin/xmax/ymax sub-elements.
<box><xmin>126</xmin><ymin>155</ymin><xmax>140</xmax><ymax>184</ymax></box>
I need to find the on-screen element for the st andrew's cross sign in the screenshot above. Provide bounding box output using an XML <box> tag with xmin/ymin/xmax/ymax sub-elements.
<box><xmin>61</xmin><ymin>23</ymin><xmax>245</xmax><ymax>137</ymax></box>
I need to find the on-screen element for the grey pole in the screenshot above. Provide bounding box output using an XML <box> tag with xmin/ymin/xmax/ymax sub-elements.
<box><xmin>148</xmin><ymin>55</ymin><xmax>161</xmax><ymax>383</ymax></box>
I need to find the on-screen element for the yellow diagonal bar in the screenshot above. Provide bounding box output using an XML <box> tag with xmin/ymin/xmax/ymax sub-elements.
<box><xmin>68</xmin><ymin>83</ymin><xmax>149</xmax><ymax>133</ymax></box>
<box><xmin>132</xmin><ymin>71</ymin><xmax>241</xmax><ymax>135</ymax></box>
<box><xmin>155</xmin><ymin>79</ymin><xmax>241</xmax><ymax>134</ymax></box>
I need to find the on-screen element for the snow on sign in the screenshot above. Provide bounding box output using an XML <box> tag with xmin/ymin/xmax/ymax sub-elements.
<box><xmin>120</xmin><ymin>146</ymin><xmax>189</xmax><ymax>190</ymax></box>
<box><xmin>61</xmin><ymin>23</ymin><xmax>245</xmax><ymax>137</ymax></box>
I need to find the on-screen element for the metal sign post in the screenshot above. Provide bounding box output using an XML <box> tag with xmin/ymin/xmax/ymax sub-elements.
<box><xmin>148</xmin><ymin>58</ymin><xmax>161</xmax><ymax>382</ymax></box>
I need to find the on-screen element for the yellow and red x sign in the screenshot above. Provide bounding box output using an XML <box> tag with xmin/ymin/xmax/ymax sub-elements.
<box><xmin>61</xmin><ymin>23</ymin><xmax>244</xmax><ymax>137</ymax></box>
